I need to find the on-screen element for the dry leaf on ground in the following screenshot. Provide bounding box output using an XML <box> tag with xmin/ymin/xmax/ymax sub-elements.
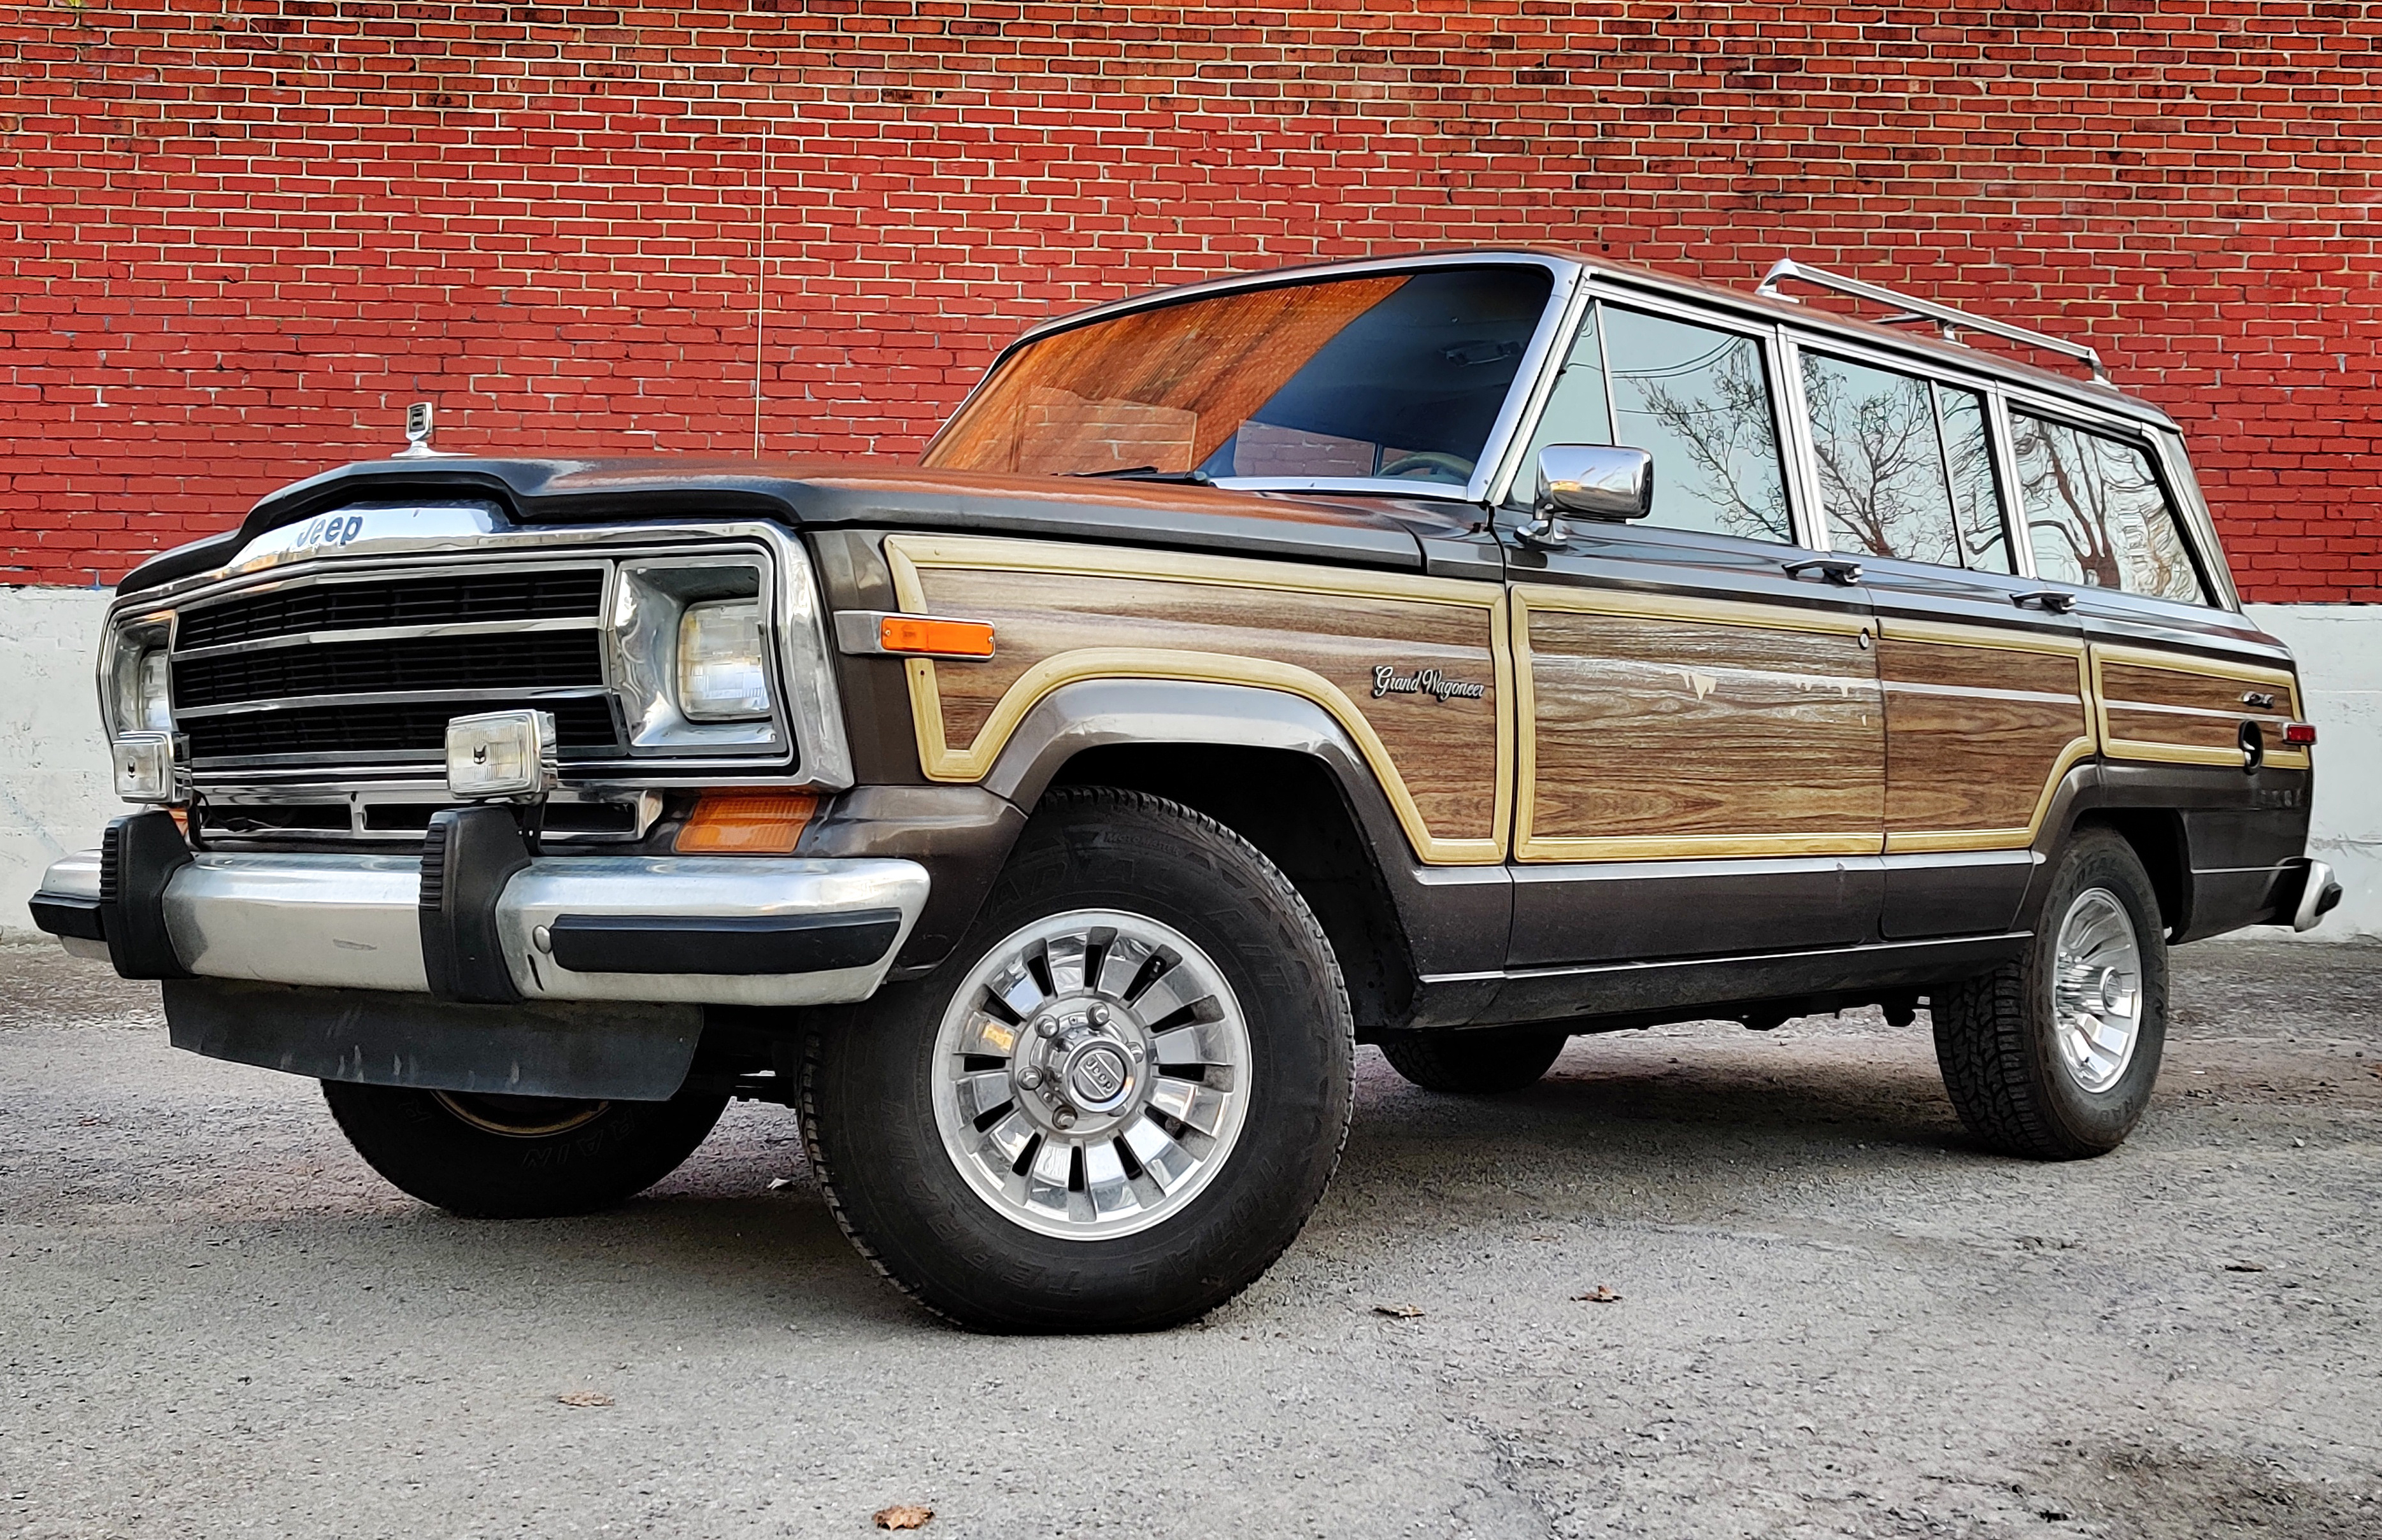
<box><xmin>555</xmin><ymin>1390</ymin><xmax>614</xmax><ymax>1408</ymax></box>
<box><xmin>1372</xmin><ymin>1303</ymin><xmax>1424</xmax><ymax>1319</ymax></box>
<box><xmin>1574</xmin><ymin>1285</ymin><xmax>1623</xmax><ymax>1302</ymax></box>
<box><xmin>766</xmin><ymin>1176</ymin><xmax>794</xmax><ymax>1191</ymax></box>
<box><xmin>873</xmin><ymin>1504</ymin><xmax>933</xmax><ymax>1530</ymax></box>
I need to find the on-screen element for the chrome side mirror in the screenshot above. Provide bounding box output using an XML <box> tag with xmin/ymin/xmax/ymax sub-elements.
<box><xmin>1516</xmin><ymin>445</ymin><xmax>1655</xmax><ymax>549</ymax></box>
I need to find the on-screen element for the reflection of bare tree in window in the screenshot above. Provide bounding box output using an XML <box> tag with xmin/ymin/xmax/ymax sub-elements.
<box><xmin>2015</xmin><ymin>415</ymin><xmax>2199</xmax><ymax>602</ymax></box>
<box><xmin>1802</xmin><ymin>355</ymin><xmax>1957</xmax><ymax>564</ymax></box>
<box><xmin>2015</xmin><ymin>415</ymin><xmax>2124</xmax><ymax>588</ymax></box>
<box><xmin>1626</xmin><ymin>341</ymin><xmax>1792</xmax><ymax>542</ymax></box>
<box><xmin>1939</xmin><ymin>389</ymin><xmax>2011</xmax><ymax>573</ymax></box>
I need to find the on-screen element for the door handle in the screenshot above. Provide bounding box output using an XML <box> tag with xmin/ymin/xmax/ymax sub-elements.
<box><xmin>1782</xmin><ymin>557</ymin><xmax>1863</xmax><ymax>585</ymax></box>
<box><xmin>2012</xmin><ymin>589</ymin><xmax>2077</xmax><ymax>614</ymax></box>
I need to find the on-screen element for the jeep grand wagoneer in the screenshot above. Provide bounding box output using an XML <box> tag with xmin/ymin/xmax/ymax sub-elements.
<box><xmin>31</xmin><ymin>250</ymin><xmax>2340</xmax><ymax>1331</ymax></box>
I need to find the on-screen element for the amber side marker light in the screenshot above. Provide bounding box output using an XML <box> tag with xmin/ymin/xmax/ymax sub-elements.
<box><xmin>2283</xmin><ymin>722</ymin><xmax>2318</xmax><ymax>746</ymax></box>
<box><xmin>675</xmin><ymin>792</ymin><xmax>817</xmax><ymax>855</ymax></box>
<box><xmin>880</xmin><ymin>615</ymin><xmax>996</xmax><ymax>658</ymax></box>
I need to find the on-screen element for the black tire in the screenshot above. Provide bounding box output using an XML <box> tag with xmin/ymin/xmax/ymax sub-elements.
<box><xmin>1931</xmin><ymin>827</ymin><xmax>2169</xmax><ymax>1159</ymax></box>
<box><xmin>802</xmin><ymin>787</ymin><xmax>1355</xmax><ymax>1333</ymax></box>
<box><xmin>322</xmin><ymin>1081</ymin><xmax>729</xmax><ymax>1218</ymax></box>
<box><xmin>1378</xmin><ymin>1026</ymin><xmax>1568</xmax><ymax>1094</ymax></box>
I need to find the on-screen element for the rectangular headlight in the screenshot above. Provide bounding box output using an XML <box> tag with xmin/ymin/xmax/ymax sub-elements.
<box><xmin>111</xmin><ymin>638</ymin><xmax>173</xmax><ymax>735</ymax></box>
<box><xmin>678</xmin><ymin>598</ymin><xmax>771</xmax><ymax>722</ymax></box>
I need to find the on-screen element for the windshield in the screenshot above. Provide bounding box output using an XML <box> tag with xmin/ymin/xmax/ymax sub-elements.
<box><xmin>923</xmin><ymin>265</ymin><xmax>1558</xmax><ymax>488</ymax></box>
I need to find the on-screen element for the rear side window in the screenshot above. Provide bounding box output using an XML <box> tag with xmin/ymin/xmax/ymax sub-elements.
<box><xmin>1801</xmin><ymin>351</ymin><xmax>2015</xmax><ymax>573</ymax></box>
<box><xmin>2011</xmin><ymin>412</ymin><xmax>2206</xmax><ymax>603</ymax></box>
<box><xmin>1601</xmin><ymin>305</ymin><xmax>1793</xmax><ymax>543</ymax></box>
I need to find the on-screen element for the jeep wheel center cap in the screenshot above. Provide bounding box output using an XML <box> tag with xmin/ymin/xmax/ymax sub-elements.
<box><xmin>1064</xmin><ymin>1041</ymin><xmax>1134</xmax><ymax>1112</ymax></box>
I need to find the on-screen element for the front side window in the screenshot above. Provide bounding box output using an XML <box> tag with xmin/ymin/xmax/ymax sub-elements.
<box><xmin>2012</xmin><ymin>412</ymin><xmax>2206</xmax><ymax>603</ymax></box>
<box><xmin>1601</xmin><ymin>305</ymin><xmax>1792</xmax><ymax>543</ymax></box>
<box><xmin>1801</xmin><ymin>352</ymin><xmax>2015</xmax><ymax>573</ymax></box>
<box><xmin>924</xmin><ymin>266</ymin><xmax>1557</xmax><ymax>487</ymax></box>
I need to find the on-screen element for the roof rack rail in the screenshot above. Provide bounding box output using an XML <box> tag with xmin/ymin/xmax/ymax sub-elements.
<box><xmin>1755</xmin><ymin>258</ymin><xmax>2111</xmax><ymax>386</ymax></box>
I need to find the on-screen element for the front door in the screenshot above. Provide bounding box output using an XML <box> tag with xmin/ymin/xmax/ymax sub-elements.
<box><xmin>1504</xmin><ymin>297</ymin><xmax>1886</xmax><ymax>968</ymax></box>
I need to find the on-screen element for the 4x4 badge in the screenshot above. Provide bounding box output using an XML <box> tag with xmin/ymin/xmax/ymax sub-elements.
<box><xmin>1371</xmin><ymin>665</ymin><xmax>1487</xmax><ymax>702</ymax></box>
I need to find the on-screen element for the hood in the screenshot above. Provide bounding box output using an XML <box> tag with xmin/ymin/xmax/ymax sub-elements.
<box><xmin>120</xmin><ymin>455</ymin><xmax>1470</xmax><ymax>595</ymax></box>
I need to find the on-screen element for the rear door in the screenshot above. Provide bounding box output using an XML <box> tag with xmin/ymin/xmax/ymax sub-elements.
<box><xmin>1506</xmin><ymin>294</ymin><xmax>1886</xmax><ymax>968</ymax></box>
<box><xmin>1786</xmin><ymin>343</ymin><xmax>2092</xmax><ymax>939</ymax></box>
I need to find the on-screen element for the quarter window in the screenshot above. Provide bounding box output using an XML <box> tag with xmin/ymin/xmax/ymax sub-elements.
<box><xmin>1601</xmin><ymin>306</ymin><xmax>1793</xmax><ymax>543</ymax></box>
<box><xmin>2012</xmin><ymin>413</ymin><xmax>2206</xmax><ymax>603</ymax></box>
<box><xmin>1800</xmin><ymin>352</ymin><xmax>2014</xmax><ymax>573</ymax></box>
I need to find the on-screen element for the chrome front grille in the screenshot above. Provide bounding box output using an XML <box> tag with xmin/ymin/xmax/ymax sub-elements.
<box><xmin>169</xmin><ymin>561</ymin><xmax>622</xmax><ymax>769</ymax></box>
<box><xmin>108</xmin><ymin>511</ymin><xmax>853</xmax><ymax>831</ymax></box>
<box><xmin>173</xmin><ymin>567</ymin><xmax>606</xmax><ymax>649</ymax></box>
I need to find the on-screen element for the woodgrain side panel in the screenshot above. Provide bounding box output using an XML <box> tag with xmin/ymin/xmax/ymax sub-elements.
<box><xmin>884</xmin><ymin>536</ymin><xmax>1510</xmax><ymax>864</ymax></box>
<box><xmin>1878</xmin><ymin>631</ymin><xmax>2091</xmax><ymax>851</ymax></box>
<box><xmin>2094</xmin><ymin>647</ymin><xmax>2309</xmax><ymax>771</ymax></box>
<box><xmin>1516</xmin><ymin>590</ymin><xmax>1885</xmax><ymax>860</ymax></box>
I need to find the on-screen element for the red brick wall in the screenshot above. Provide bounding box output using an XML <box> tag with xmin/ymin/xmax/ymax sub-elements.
<box><xmin>5</xmin><ymin>2</ymin><xmax>2377</xmax><ymax>599</ymax></box>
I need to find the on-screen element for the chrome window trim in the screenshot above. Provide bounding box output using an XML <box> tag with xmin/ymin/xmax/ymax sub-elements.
<box><xmin>1482</xmin><ymin>276</ymin><xmax>1596</xmax><ymax>510</ymax></box>
<box><xmin>104</xmin><ymin>517</ymin><xmax>854</xmax><ymax>793</ymax></box>
<box><xmin>924</xmin><ymin>251</ymin><xmax>1588</xmax><ymax>510</ymax></box>
<box><xmin>1992</xmin><ymin>390</ymin><xmax>2227</xmax><ymax>611</ymax></box>
<box><xmin>1783</xmin><ymin>332</ymin><xmax>2026</xmax><ymax>571</ymax></box>
<box><xmin>2147</xmin><ymin>429</ymin><xmax>2242</xmax><ymax>611</ymax></box>
<box><xmin>1522</xmin><ymin>279</ymin><xmax>1810</xmax><ymax>549</ymax></box>
<box><xmin>1988</xmin><ymin>390</ymin><xmax>2039</xmax><ymax>581</ymax></box>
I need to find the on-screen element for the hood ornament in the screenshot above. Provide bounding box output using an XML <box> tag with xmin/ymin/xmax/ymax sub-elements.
<box><xmin>393</xmin><ymin>401</ymin><xmax>465</xmax><ymax>459</ymax></box>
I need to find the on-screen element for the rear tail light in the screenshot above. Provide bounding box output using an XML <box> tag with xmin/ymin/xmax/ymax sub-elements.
<box><xmin>2283</xmin><ymin>722</ymin><xmax>2317</xmax><ymax>746</ymax></box>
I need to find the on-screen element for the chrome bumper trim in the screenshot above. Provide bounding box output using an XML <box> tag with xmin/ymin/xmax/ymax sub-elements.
<box><xmin>495</xmin><ymin>856</ymin><xmax>929</xmax><ymax>1006</ymax></box>
<box><xmin>30</xmin><ymin>850</ymin><xmax>110</xmax><ymax>961</ymax></box>
<box><xmin>38</xmin><ymin>848</ymin><xmax>931</xmax><ymax>1007</ymax></box>
<box><xmin>2292</xmin><ymin>859</ymin><xmax>2341</xmax><ymax>932</ymax></box>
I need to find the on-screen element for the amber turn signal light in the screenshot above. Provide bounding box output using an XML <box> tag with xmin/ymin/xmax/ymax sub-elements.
<box><xmin>674</xmin><ymin>792</ymin><xmax>817</xmax><ymax>854</ymax></box>
<box><xmin>2283</xmin><ymin>721</ymin><xmax>2317</xmax><ymax>746</ymax></box>
<box><xmin>880</xmin><ymin>615</ymin><xmax>995</xmax><ymax>658</ymax></box>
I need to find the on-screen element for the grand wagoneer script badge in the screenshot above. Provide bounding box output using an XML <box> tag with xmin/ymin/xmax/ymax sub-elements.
<box><xmin>1371</xmin><ymin>665</ymin><xmax>1487</xmax><ymax>702</ymax></box>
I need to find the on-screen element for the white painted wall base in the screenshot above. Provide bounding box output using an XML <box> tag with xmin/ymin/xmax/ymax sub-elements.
<box><xmin>2244</xmin><ymin>604</ymin><xmax>2382</xmax><ymax>939</ymax></box>
<box><xmin>3</xmin><ymin>587</ymin><xmax>2378</xmax><ymax>939</ymax></box>
<box><xmin>1</xmin><ymin>586</ymin><xmax>120</xmax><ymax>934</ymax></box>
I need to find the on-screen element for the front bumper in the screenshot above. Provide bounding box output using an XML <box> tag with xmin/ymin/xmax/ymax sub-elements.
<box><xmin>29</xmin><ymin>832</ymin><xmax>930</xmax><ymax>1009</ymax></box>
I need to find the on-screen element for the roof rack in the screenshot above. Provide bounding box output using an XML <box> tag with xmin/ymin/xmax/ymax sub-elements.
<box><xmin>1755</xmin><ymin>258</ymin><xmax>2111</xmax><ymax>386</ymax></box>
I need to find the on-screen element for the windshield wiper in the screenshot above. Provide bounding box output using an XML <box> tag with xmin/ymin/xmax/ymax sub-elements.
<box><xmin>1065</xmin><ymin>466</ymin><xmax>1211</xmax><ymax>485</ymax></box>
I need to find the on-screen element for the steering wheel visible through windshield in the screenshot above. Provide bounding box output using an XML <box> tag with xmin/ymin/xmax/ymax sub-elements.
<box><xmin>923</xmin><ymin>266</ymin><xmax>1557</xmax><ymax>488</ymax></box>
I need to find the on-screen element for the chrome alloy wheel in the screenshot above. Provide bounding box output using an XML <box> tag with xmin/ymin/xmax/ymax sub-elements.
<box><xmin>930</xmin><ymin>909</ymin><xmax>1253</xmax><ymax>1240</ymax></box>
<box><xmin>2049</xmin><ymin>887</ymin><xmax>2144</xmax><ymax>1094</ymax></box>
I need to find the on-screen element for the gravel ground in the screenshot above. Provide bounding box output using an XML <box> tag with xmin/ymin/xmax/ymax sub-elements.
<box><xmin>1</xmin><ymin>932</ymin><xmax>2376</xmax><ymax>1539</ymax></box>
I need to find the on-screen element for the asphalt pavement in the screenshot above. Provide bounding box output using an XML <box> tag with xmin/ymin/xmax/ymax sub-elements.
<box><xmin>2</xmin><ymin>932</ymin><xmax>2376</xmax><ymax>1539</ymax></box>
